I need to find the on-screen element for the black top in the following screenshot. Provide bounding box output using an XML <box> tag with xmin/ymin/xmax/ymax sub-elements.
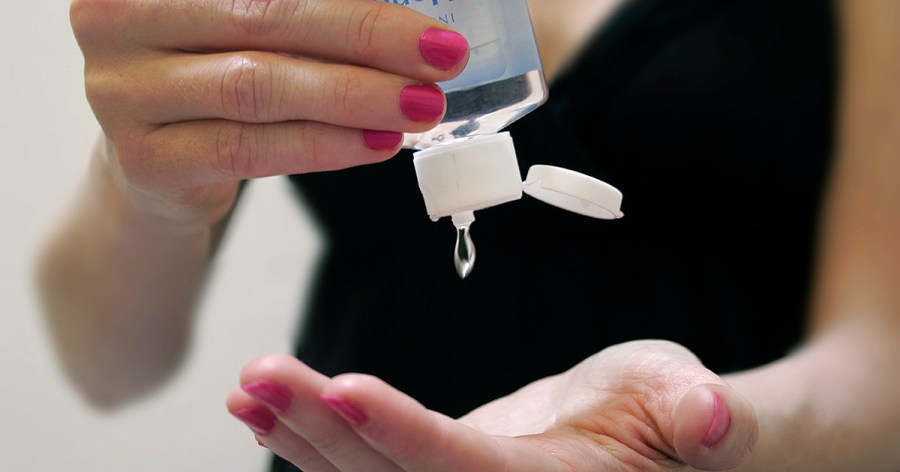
<box><xmin>278</xmin><ymin>0</ymin><xmax>836</xmax><ymax>469</ymax></box>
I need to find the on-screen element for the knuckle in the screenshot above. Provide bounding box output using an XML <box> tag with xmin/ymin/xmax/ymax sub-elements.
<box><xmin>295</xmin><ymin>124</ymin><xmax>324</xmax><ymax>171</ymax></box>
<box><xmin>392</xmin><ymin>415</ymin><xmax>443</xmax><ymax>463</ymax></box>
<box><xmin>83</xmin><ymin>68</ymin><xmax>131</xmax><ymax>117</ymax></box>
<box><xmin>350</xmin><ymin>2</ymin><xmax>388</xmax><ymax>57</ymax></box>
<box><xmin>278</xmin><ymin>443</ymin><xmax>323</xmax><ymax>470</ymax></box>
<box><xmin>353</xmin><ymin>3</ymin><xmax>387</xmax><ymax>54</ymax></box>
<box><xmin>115</xmin><ymin>131</ymin><xmax>156</xmax><ymax>191</ymax></box>
<box><xmin>83</xmin><ymin>65</ymin><xmax>150</xmax><ymax>134</ymax></box>
<box><xmin>220</xmin><ymin>54</ymin><xmax>276</xmax><ymax>122</ymax></box>
<box><xmin>329</xmin><ymin>69</ymin><xmax>362</xmax><ymax>122</ymax></box>
<box><xmin>69</xmin><ymin>0</ymin><xmax>107</xmax><ymax>37</ymax></box>
<box><xmin>226</xmin><ymin>0</ymin><xmax>268</xmax><ymax>35</ymax></box>
<box><xmin>226</xmin><ymin>0</ymin><xmax>299</xmax><ymax>37</ymax></box>
<box><xmin>216</xmin><ymin>121</ymin><xmax>263</xmax><ymax>178</ymax></box>
<box><xmin>83</xmin><ymin>70</ymin><xmax>115</xmax><ymax>111</ymax></box>
<box><xmin>306</xmin><ymin>429</ymin><xmax>351</xmax><ymax>462</ymax></box>
<box><xmin>69</xmin><ymin>0</ymin><xmax>126</xmax><ymax>49</ymax></box>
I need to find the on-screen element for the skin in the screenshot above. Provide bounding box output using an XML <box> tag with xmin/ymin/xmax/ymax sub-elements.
<box><xmin>527</xmin><ymin>0</ymin><xmax>627</xmax><ymax>81</ymax></box>
<box><xmin>38</xmin><ymin>0</ymin><xmax>900</xmax><ymax>470</ymax></box>
<box><xmin>228</xmin><ymin>342</ymin><xmax>757</xmax><ymax>471</ymax></box>
<box><xmin>226</xmin><ymin>1</ymin><xmax>900</xmax><ymax>470</ymax></box>
<box><xmin>38</xmin><ymin>0</ymin><xmax>465</xmax><ymax>406</ymax></box>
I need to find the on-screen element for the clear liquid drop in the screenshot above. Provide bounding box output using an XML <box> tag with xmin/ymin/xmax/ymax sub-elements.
<box><xmin>454</xmin><ymin>224</ymin><xmax>476</xmax><ymax>279</ymax></box>
<box><xmin>451</xmin><ymin>211</ymin><xmax>477</xmax><ymax>279</ymax></box>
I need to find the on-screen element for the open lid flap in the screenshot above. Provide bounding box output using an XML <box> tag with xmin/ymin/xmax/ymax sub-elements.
<box><xmin>522</xmin><ymin>165</ymin><xmax>624</xmax><ymax>219</ymax></box>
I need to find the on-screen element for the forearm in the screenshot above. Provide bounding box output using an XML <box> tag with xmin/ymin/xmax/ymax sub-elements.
<box><xmin>726</xmin><ymin>321</ymin><xmax>900</xmax><ymax>472</ymax></box>
<box><xmin>728</xmin><ymin>2</ymin><xmax>900</xmax><ymax>469</ymax></box>
<box><xmin>37</xmin><ymin>138</ymin><xmax>229</xmax><ymax>408</ymax></box>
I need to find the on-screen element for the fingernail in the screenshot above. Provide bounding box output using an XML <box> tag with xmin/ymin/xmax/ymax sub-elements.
<box><xmin>321</xmin><ymin>394</ymin><xmax>368</xmax><ymax>427</ymax></box>
<box><xmin>242</xmin><ymin>379</ymin><xmax>293</xmax><ymax>412</ymax></box>
<box><xmin>702</xmin><ymin>393</ymin><xmax>732</xmax><ymax>448</ymax></box>
<box><xmin>419</xmin><ymin>27</ymin><xmax>469</xmax><ymax>70</ymax></box>
<box><xmin>232</xmin><ymin>407</ymin><xmax>277</xmax><ymax>436</ymax></box>
<box><xmin>400</xmin><ymin>84</ymin><xmax>445</xmax><ymax>122</ymax></box>
<box><xmin>362</xmin><ymin>129</ymin><xmax>403</xmax><ymax>150</ymax></box>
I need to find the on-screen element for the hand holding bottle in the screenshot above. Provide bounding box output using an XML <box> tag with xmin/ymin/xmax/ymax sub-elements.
<box><xmin>70</xmin><ymin>0</ymin><xmax>469</xmax><ymax>228</ymax></box>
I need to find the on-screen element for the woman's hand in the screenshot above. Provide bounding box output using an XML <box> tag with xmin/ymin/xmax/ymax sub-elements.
<box><xmin>227</xmin><ymin>340</ymin><xmax>758</xmax><ymax>471</ymax></box>
<box><xmin>70</xmin><ymin>0</ymin><xmax>468</xmax><ymax>228</ymax></box>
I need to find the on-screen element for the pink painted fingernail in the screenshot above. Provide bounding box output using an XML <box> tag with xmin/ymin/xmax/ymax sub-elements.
<box><xmin>400</xmin><ymin>84</ymin><xmax>445</xmax><ymax>122</ymax></box>
<box><xmin>419</xmin><ymin>27</ymin><xmax>469</xmax><ymax>70</ymax></box>
<box><xmin>362</xmin><ymin>129</ymin><xmax>403</xmax><ymax>150</ymax></box>
<box><xmin>242</xmin><ymin>379</ymin><xmax>293</xmax><ymax>412</ymax></box>
<box><xmin>321</xmin><ymin>394</ymin><xmax>368</xmax><ymax>427</ymax></box>
<box><xmin>232</xmin><ymin>407</ymin><xmax>277</xmax><ymax>436</ymax></box>
<box><xmin>702</xmin><ymin>393</ymin><xmax>732</xmax><ymax>448</ymax></box>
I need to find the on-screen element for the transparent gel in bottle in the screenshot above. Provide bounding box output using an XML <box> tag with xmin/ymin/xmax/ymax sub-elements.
<box><xmin>400</xmin><ymin>0</ymin><xmax>623</xmax><ymax>278</ymax></box>
<box><xmin>401</xmin><ymin>0</ymin><xmax>547</xmax><ymax>150</ymax></box>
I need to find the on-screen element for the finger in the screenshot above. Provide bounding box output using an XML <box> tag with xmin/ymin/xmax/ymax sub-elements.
<box><xmin>227</xmin><ymin>388</ymin><xmax>341</xmax><ymax>472</ymax></box>
<box><xmin>239</xmin><ymin>355</ymin><xmax>402</xmax><ymax>472</ymax></box>
<box><xmin>134</xmin><ymin>51</ymin><xmax>446</xmax><ymax>129</ymax></box>
<box><xmin>672</xmin><ymin>383</ymin><xmax>758</xmax><ymax>470</ymax></box>
<box><xmin>119</xmin><ymin>120</ymin><xmax>401</xmax><ymax>191</ymax></box>
<box><xmin>75</xmin><ymin>0</ymin><xmax>469</xmax><ymax>81</ymax></box>
<box><xmin>321</xmin><ymin>373</ymin><xmax>570</xmax><ymax>472</ymax></box>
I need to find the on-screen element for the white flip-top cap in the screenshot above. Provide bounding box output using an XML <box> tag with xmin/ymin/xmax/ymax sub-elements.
<box><xmin>523</xmin><ymin>165</ymin><xmax>624</xmax><ymax>219</ymax></box>
<box><xmin>413</xmin><ymin>132</ymin><xmax>623</xmax><ymax>221</ymax></box>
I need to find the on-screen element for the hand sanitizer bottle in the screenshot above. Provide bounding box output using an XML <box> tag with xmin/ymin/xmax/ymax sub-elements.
<box><xmin>400</xmin><ymin>0</ymin><xmax>624</xmax><ymax>278</ymax></box>
<box><xmin>401</xmin><ymin>0</ymin><xmax>545</xmax><ymax>149</ymax></box>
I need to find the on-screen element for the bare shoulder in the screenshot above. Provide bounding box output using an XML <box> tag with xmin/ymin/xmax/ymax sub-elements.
<box><xmin>527</xmin><ymin>0</ymin><xmax>629</xmax><ymax>81</ymax></box>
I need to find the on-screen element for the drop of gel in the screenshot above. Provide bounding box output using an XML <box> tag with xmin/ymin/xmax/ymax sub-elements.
<box><xmin>454</xmin><ymin>223</ymin><xmax>476</xmax><ymax>279</ymax></box>
<box><xmin>451</xmin><ymin>211</ymin><xmax>477</xmax><ymax>279</ymax></box>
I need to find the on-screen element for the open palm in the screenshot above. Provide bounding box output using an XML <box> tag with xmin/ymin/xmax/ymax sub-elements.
<box><xmin>228</xmin><ymin>340</ymin><xmax>757</xmax><ymax>471</ymax></box>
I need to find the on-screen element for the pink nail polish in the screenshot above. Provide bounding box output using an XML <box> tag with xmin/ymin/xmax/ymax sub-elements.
<box><xmin>400</xmin><ymin>84</ymin><xmax>445</xmax><ymax>122</ymax></box>
<box><xmin>232</xmin><ymin>407</ymin><xmax>277</xmax><ymax>436</ymax></box>
<box><xmin>362</xmin><ymin>129</ymin><xmax>403</xmax><ymax>150</ymax></box>
<box><xmin>702</xmin><ymin>393</ymin><xmax>732</xmax><ymax>448</ymax></box>
<box><xmin>419</xmin><ymin>27</ymin><xmax>469</xmax><ymax>70</ymax></box>
<box><xmin>321</xmin><ymin>394</ymin><xmax>368</xmax><ymax>427</ymax></box>
<box><xmin>242</xmin><ymin>379</ymin><xmax>294</xmax><ymax>412</ymax></box>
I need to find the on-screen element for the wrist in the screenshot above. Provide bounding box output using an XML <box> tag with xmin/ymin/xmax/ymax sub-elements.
<box><xmin>725</xmin><ymin>323</ymin><xmax>900</xmax><ymax>471</ymax></box>
<box><xmin>723</xmin><ymin>355</ymin><xmax>810</xmax><ymax>471</ymax></box>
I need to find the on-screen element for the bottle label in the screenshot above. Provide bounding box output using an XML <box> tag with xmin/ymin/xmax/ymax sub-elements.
<box><xmin>383</xmin><ymin>0</ymin><xmax>543</xmax><ymax>91</ymax></box>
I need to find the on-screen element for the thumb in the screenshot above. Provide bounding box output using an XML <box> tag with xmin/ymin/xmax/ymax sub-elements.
<box><xmin>672</xmin><ymin>383</ymin><xmax>758</xmax><ymax>470</ymax></box>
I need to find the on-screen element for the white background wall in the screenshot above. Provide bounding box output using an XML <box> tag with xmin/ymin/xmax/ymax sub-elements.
<box><xmin>1</xmin><ymin>2</ymin><xmax>322</xmax><ymax>470</ymax></box>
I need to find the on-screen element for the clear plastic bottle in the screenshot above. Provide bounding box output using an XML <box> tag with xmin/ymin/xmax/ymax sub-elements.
<box><xmin>398</xmin><ymin>0</ymin><xmax>624</xmax><ymax>278</ymax></box>
<box><xmin>399</xmin><ymin>0</ymin><xmax>548</xmax><ymax>149</ymax></box>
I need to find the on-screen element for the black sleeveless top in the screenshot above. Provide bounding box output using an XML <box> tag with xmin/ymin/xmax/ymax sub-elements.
<box><xmin>277</xmin><ymin>0</ymin><xmax>836</xmax><ymax>468</ymax></box>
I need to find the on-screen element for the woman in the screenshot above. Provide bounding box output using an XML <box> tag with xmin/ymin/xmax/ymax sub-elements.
<box><xmin>40</xmin><ymin>0</ymin><xmax>900</xmax><ymax>470</ymax></box>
